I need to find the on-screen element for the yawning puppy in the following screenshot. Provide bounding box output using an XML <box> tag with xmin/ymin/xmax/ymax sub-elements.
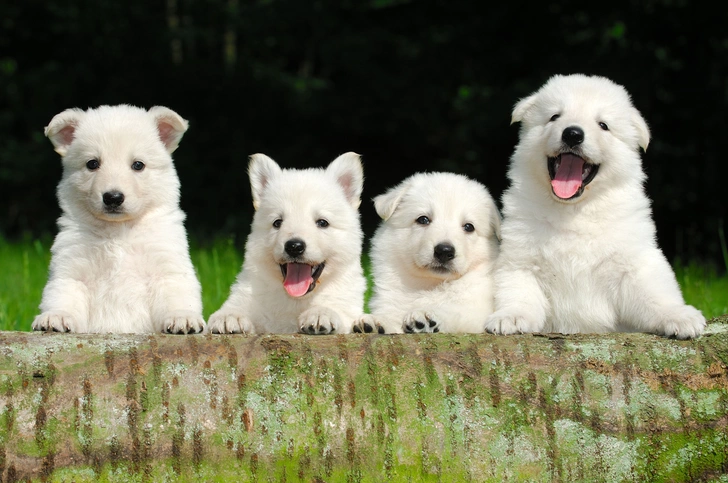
<box><xmin>207</xmin><ymin>153</ymin><xmax>366</xmax><ymax>334</ymax></box>
<box><xmin>485</xmin><ymin>74</ymin><xmax>706</xmax><ymax>338</ymax></box>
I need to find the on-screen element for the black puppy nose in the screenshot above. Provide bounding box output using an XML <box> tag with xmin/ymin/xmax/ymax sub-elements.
<box><xmin>285</xmin><ymin>238</ymin><xmax>306</xmax><ymax>257</ymax></box>
<box><xmin>562</xmin><ymin>126</ymin><xmax>584</xmax><ymax>148</ymax></box>
<box><xmin>103</xmin><ymin>191</ymin><xmax>125</xmax><ymax>207</ymax></box>
<box><xmin>434</xmin><ymin>243</ymin><xmax>455</xmax><ymax>263</ymax></box>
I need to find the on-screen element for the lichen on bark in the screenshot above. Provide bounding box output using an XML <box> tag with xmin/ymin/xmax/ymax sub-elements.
<box><xmin>0</xmin><ymin>316</ymin><xmax>727</xmax><ymax>482</ymax></box>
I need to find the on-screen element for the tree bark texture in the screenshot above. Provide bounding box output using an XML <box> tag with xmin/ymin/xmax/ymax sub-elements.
<box><xmin>1</xmin><ymin>317</ymin><xmax>727</xmax><ymax>482</ymax></box>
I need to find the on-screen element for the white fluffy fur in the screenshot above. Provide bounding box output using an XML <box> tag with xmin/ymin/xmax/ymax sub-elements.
<box><xmin>356</xmin><ymin>172</ymin><xmax>501</xmax><ymax>334</ymax></box>
<box><xmin>33</xmin><ymin>104</ymin><xmax>204</xmax><ymax>334</ymax></box>
<box><xmin>207</xmin><ymin>153</ymin><xmax>366</xmax><ymax>334</ymax></box>
<box><xmin>485</xmin><ymin>74</ymin><xmax>706</xmax><ymax>339</ymax></box>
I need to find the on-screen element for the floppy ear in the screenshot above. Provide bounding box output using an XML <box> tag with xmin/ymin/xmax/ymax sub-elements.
<box><xmin>149</xmin><ymin>106</ymin><xmax>189</xmax><ymax>153</ymax></box>
<box><xmin>373</xmin><ymin>178</ymin><xmax>411</xmax><ymax>221</ymax></box>
<box><xmin>510</xmin><ymin>93</ymin><xmax>538</xmax><ymax>125</ymax></box>
<box><xmin>248</xmin><ymin>153</ymin><xmax>282</xmax><ymax>210</ymax></box>
<box><xmin>44</xmin><ymin>108</ymin><xmax>86</xmax><ymax>156</ymax></box>
<box><xmin>630</xmin><ymin>107</ymin><xmax>651</xmax><ymax>151</ymax></box>
<box><xmin>326</xmin><ymin>152</ymin><xmax>364</xmax><ymax>209</ymax></box>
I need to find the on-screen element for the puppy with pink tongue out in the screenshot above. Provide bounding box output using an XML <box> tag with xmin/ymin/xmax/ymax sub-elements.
<box><xmin>207</xmin><ymin>152</ymin><xmax>366</xmax><ymax>334</ymax></box>
<box><xmin>485</xmin><ymin>74</ymin><xmax>705</xmax><ymax>339</ymax></box>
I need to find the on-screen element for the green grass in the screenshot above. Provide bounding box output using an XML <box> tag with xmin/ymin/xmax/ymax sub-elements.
<box><xmin>0</xmin><ymin>236</ymin><xmax>725</xmax><ymax>332</ymax></box>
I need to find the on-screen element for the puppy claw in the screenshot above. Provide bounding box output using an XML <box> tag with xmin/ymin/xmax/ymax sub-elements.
<box><xmin>353</xmin><ymin>315</ymin><xmax>385</xmax><ymax>334</ymax></box>
<box><xmin>164</xmin><ymin>311</ymin><xmax>206</xmax><ymax>335</ymax></box>
<box><xmin>484</xmin><ymin>312</ymin><xmax>541</xmax><ymax>335</ymax></box>
<box><xmin>207</xmin><ymin>312</ymin><xmax>253</xmax><ymax>335</ymax></box>
<box><xmin>652</xmin><ymin>305</ymin><xmax>706</xmax><ymax>340</ymax></box>
<box><xmin>403</xmin><ymin>311</ymin><xmax>441</xmax><ymax>334</ymax></box>
<box><xmin>32</xmin><ymin>312</ymin><xmax>76</xmax><ymax>333</ymax></box>
<box><xmin>299</xmin><ymin>307</ymin><xmax>339</xmax><ymax>335</ymax></box>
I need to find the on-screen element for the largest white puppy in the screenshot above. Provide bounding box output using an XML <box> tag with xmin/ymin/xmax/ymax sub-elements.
<box><xmin>207</xmin><ymin>153</ymin><xmax>366</xmax><ymax>334</ymax></box>
<box><xmin>355</xmin><ymin>172</ymin><xmax>501</xmax><ymax>334</ymax></box>
<box><xmin>485</xmin><ymin>74</ymin><xmax>705</xmax><ymax>339</ymax></box>
<box><xmin>33</xmin><ymin>105</ymin><xmax>204</xmax><ymax>334</ymax></box>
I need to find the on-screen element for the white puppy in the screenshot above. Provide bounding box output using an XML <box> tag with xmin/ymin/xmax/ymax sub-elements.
<box><xmin>355</xmin><ymin>172</ymin><xmax>501</xmax><ymax>334</ymax></box>
<box><xmin>485</xmin><ymin>74</ymin><xmax>706</xmax><ymax>339</ymax></box>
<box><xmin>33</xmin><ymin>104</ymin><xmax>205</xmax><ymax>334</ymax></box>
<box><xmin>207</xmin><ymin>153</ymin><xmax>366</xmax><ymax>334</ymax></box>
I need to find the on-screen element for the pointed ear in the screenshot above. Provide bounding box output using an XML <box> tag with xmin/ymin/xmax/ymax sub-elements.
<box><xmin>149</xmin><ymin>106</ymin><xmax>189</xmax><ymax>153</ymax></box>
<box><xmin>631</xmin><ymin>107</ymin><xmax>651</xmax><ymax>151</ymax></box>
<box><xmin>373</xmin><ymin>178</ymin><xmax>411</xmax><ymax>221</ymax></box>
<box><xmin>248</xmin><ymin>153</ymin><xmax>282</xmax><ymax>210</ymax></box>
<box><xmin>326</xmin><ymin>152</ymin><xmax>364</xmax><ymax>209</ymax></box>
<box><xmin>511</xmin><ymin>93</ymin><xmax>538</xmax><ymax>125</ymax></box>
<box><xmin>44</xmin><ymin>108</ymin><xmax>86</xmax><ymax>156</ymax></box>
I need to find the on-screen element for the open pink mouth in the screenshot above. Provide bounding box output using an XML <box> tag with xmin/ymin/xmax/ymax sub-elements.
<box><xmin>548</xmin><ymin>153</ymin><xmax>599</xmax><ymax>200</ymax></box>
<box><xmin>280</xmin><ymin>262</ymin><xmax>325</xmax><ymax>297</ymax></box>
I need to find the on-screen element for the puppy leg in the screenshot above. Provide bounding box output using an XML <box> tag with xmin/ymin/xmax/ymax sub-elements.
<box><xmin>32</xmin><ymin>278</ymin><xmax>89</xmax><ymax>332</ymax></box>
<box><xmin>207</xmin><ymin>281</ymin><xmax>256</xmax><ymax>334</ymax></box>
<box><xmin>153</xmin><ymin>271</ymin><xmax>205</xmax><ymax>334</ymax></box>
<box><xmin>616</xmin><ymin>254</ymin><xmax>706</xmax><ymax>339</ymax></box>
<box><xmin>485</xmin><ymin>269</ymin><xmax>548</xmax><ymax>334</ymax></box>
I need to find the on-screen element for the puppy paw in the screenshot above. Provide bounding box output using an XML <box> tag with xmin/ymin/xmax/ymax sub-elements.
<box><xmin>353</xmin><ymin>315</ymin><xmax>386</xmax><ymax>334</ymax></box>
<box><xmin>164</xmin><ymin>311</ymin><xmax>206</xmax><ymax>334</ymax></box>
<box><xmin>32</xmin><ymin>311</ymin><xmax>77</xmax><ymax>332</ymax></box>
<box><xmin>653</xmin><ymin>305</ymin><xmax>706</xmax><ymax>339</ymax></box>
<box><xmin>403</xmin><ymin>311</ymin><xmax>440</xmax><ymax>333</ymax></box>
<box><xmin>299</xmin><ymin>307</ymin><xmax>340</xmax><ymax>335</ymax></box>
<box><xmin>207</xmin><ymin>312</ymin><xmax>254</xmax><ymax>334</ymax></box>
<box><xmin>484</xmin><ymin>311</ymin><xmax>542</xmax><ymax>335</ymax></box>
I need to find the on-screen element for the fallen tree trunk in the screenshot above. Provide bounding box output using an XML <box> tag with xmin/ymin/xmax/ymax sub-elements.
<box><xmin>1</xmin><ymin>317</ymin><xmax>727</xmax><ymax>482</ymax></box>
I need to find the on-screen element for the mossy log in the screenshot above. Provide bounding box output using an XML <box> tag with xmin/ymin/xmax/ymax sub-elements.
<box><xmin>1</xmin><ymin>318</ymin><xmax>728</xmax><ymax>483</ymax></box>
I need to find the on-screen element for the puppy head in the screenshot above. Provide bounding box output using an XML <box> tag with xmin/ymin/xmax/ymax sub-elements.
<box><xmin>510</xmin><ymin>74</ymin><xmax>650</xmax><ymax>204</ymax></box>
<box><xmin>247</xmin><ymin>152</ymin><xmax>364</xmax><ymax>298</ymax></box>
<box><xmin>46</xmin><ymin>104</ymin><xmax>188</xmax><ymax>222</ymax></box>
<box><xmin>373</xmin><ymin>172</ymin><xmax>500</xmax><ymax>282</ymax></box>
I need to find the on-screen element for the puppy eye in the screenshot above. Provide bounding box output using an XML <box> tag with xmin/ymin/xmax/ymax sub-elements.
<box><xmin>316</xmin><ymin>219</ymin><xmax>329</xmax><ymax>228</ymax></box>
<box><xmin>598</xmin><ymin>122</ymin><xmax>609</xmax><ymax>131</ymax></box>
<box><xmin>550</xmin><ymin>114</ymin><xmax>561</xmax><ymax>122</ymax></box>
<box><xmin>131</xmin><ymin>160</ymin><xmax>145</xmax><ymax>171</ymax></box>
<box><xmin>86</xmin><ymin>159</ymin><xmax>100</xmax><ymax>171</ymax></box>
<box><xmin>273</xmin><ymin>219</ymin><xmax>282</xmax><ymax>228</ymax></box>
<box><xmin>416</xmin><ymin>216</ymin><xmax>430</xmax><ymax>225</ymax></box>
<box><xmin>463</xmin><ymin>223</ymin><xmax>475</xmax><ymax>233</ymax></box>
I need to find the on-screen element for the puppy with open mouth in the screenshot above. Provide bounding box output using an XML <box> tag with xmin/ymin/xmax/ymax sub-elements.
<box><xmin>485</xmin><ymin>74</ymin><xmax>706</xmax><ymax>339</ymax></box>
<box><xmin>207</xmin><ymin>152</ymin><xmax>366</xmax><ymax>335</ymax></box>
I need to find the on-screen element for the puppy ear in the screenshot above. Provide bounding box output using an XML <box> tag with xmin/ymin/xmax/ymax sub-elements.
<box><xmin>148</xmin><ymin>106</ymin><xmax>189</xmax><ymax>153</ymax></box>
<box><xmin>511</xmin><ymin>93</ymin><xmax>538</xmax><ymax>125</ymax></box>
<box><xmin>373</xmin><ymin>179</ymin><xmax>411</xmax><ymax>221</ymax></box>
<box><xmin>631</xmin><ymin>108</ymin><xmax>651</xmax><ymax>151</ymax></box>
<box><xmin>326</xmin><ymin>152</ymin><xmax>364</xmax><ymax>209</ymax></box>
<box><xmin>248</xmin><ymin>153</ymin><xmax>282</xmax><ymax>210</ymax></box>
<box><xmin>44</xmin><ymin>108</ymin><xmax>86</xmax><ymax>156</ymax></box>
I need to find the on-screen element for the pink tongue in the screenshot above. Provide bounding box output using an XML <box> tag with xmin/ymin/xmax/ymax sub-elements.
<box><xmin>551</xmin><ymin>153</ymin><xmax>585</xmax><ymax>199</ymax></box>
<box><xmin>283</xmin><ymin>263</ymin><xmax>313</xmax><ymax>297</ymax></box>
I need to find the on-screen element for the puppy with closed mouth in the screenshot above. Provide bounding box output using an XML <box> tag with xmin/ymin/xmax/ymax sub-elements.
<box><xmin>32</xmin><ymin>104</ymin><xmax>205</xmax><ymax>334</ymax></box>
<box><xmin>355</xmin><ymin>172</ymin><xmax>501</xmax><ymax>334</ymax></box>
<box><xmin>485</xmin><ymin>74</ymin><xmax>706</xmax><ymax>339</ymax></box>
<box><xmin>207</xmin><ymin>153</ymin><xmax>366</xmax><ymax>334</ymax></box>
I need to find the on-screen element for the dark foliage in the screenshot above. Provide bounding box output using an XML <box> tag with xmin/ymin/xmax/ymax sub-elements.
<box><xmin>1</xmin><ymin>0</ymin><xmax>725</xmax><ymax>267</ymax></box>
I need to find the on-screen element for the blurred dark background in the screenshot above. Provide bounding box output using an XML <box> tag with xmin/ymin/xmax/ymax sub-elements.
<box><xmin>1</xmin><ymin>0</ymin><xmax>726</xmax><ymax>268</ymax></box>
